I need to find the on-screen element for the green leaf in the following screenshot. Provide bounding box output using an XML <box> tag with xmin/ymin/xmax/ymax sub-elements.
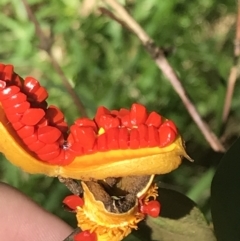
<box><xmin>131</xmin><ymin>188</ymin><xmax>216</xmax><ymax>241</ymax></box>
<box><xmin>124</xmin><ymin>234</ymin><xmax>142</xmax><ymax>241</ymax></box>
<box><xmin>211</xmin><ymin>137</ymin><xmax>240</xmax><ymax>241</ymax></box>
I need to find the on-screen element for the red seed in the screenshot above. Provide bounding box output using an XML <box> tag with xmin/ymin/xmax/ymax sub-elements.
<box><xmin>148</xmin><ymin>201</ymin><xmax>161</xmax><ymax>218</ymax></box>
<box><xmin>67</xmin><ymin>133</ymin><xmax>75</xmax><ymax>146</ymax></box>
<box><xmin>69</xmin><ymin>142</ymin><xmax>84</xmax><ymax>155</ymax></box>
<box><xmin>11</xmin><ymin>122</ymin><xmax>24</xmax><ymax>131</ymax></box>
<box><xmin>140</xmin><ymin>200</ymin><xmax>161</xmax><ymax>218</ymax></box>
<box><xmin>37</xmin><ymin>149</ymin><xmax>61</xmax><ymax>162</ymax></box>
<box><xmin>74</xmin><ymin>230</ymin><xmax>97</xmax><ymax>241</ymax></box>
<box><xmin>52</xmin><ymin>149</ymin><xmax>76</xmax><ymax>165</ymax></box>
<box><xmin>148</xmin><ymin>126</ymin><xmax>159</xmax><ymax>147</ymax></box>
<box><xmin>159</xmin><ymin>125</ymin><xmax>176</xmax><ymax>147</ymax></box>
<box><xmin>84</xmin><ymin>142</ymin><xmax>98</xmax><ymax>154</ymax></box>
<box><xmin>0</xmin><ymin>86</ymin><xmax>20</xmax><ymax>101</ymax></box>
<box><xmin>63</xmin><ymin>195</ymin><xmax>84</xmax><ymax>210</ymax></box>
<box><xmin>99</xmin><ymin>114</ymin><xmax>120</xmax><ymax>130</ymax></box>
<box><xmin>36</xmin><ymin>117</ymin><xmax>49</xmax><ymax>128</ymax></box>
<box><xmin>27</xmin><ymin>140</ymin><xmax>45</xmax><ymax>152</ymax></box>
<box><xmin>0</xmin><ymin>80</ymin><xmax>6</xmax><ymax>90</ymax></box>
<box><xmin>70</xmin><ymin>125</ymin><xmax>96</xmax><ymax>149</ymax></box>
<box><xmin>118</xmin><ymin>127</ymin><xmax>129</xmax><ymax>149</ymax></box>
<box><xmin>62</xmin><ymin>150</ymin><xmax>76</xmax><ymax>165</ymax></box>
<box><xmin>1</xmin><ymin>93</ymin><xmax>27</xmax><ymax>108</ymax></box>
<box><xmin>145</xmin><ymin>111</ymin><xmax>163</xmax><ymax>128</ymax></box>
<box><xmin>130</xmin><ymin>103</ymin><xmax>148</xmax><ymax>126</ymax></box>
<box><xmin>17</xmin><ymin>125</ymin><xmax>35</xmax><ymax>139</ymax></box>
<box><xmin>106</xmin><ymin>128</ymin><xmax>119</xmax><ymax>149</ymax></box>
<box><xmin>138</xmin><ymin>124</ymin><xmax>148</xmax><ymax>148</ymax></box>
<box><xmin>161</xmin><ymin>120</ymin><xmax>178</xmax><ymax>134</ymax></box>
<box><xmin>110</xmin><ymin>110</ymin><xmax>119</xmax><ymax>116</ymax></box>
<box><xmin>36</xmin><ymin>143</ymin><xmax>59</xmax><ymax>155</ymax></box>
<box><xmin>37</xmin><ymin>126</ymin><xmax>62</xmax><ymax>144</ymax></box>
<box><xmin>5</xmin><ymin>101</ymin><xmax>30</xmax><ymax>115</ymax></box>
<box><xmin>21</xmin><ymin>108</ymin><xmax>45</xmax><ymax>125</ymax></box>
<box><xmin>118</xmin><ymin>108</ymin><xmax>129</xmax><ymax>117</ymax></box>
<box><xmin>22</xmin><ymin>133</ymin><xmax>38</xmax><ymax>145</ymax></box>
<box><xmin>46</xmin><ymin>105</ymin><xmax>65</xmax><ymax>124</ymax></box>
<box><xmin>69</xmin><ymin>125</ymin><xmax>80</xmax><ymax>142</ymax></box>
<box><xmin>120</xmin><ymin>113</ymin><xmax>131</xmax><ymax>128</ymax></box>
<box><xmin>14</xmin><ymin>101</ymin><xmax>30</xmax><ymax>114</ymax></box>
<box><xmin>3</xmin><ymin>65</ymin><xmax>13</xmax><ymax>82</ymax></box>
<box><xmin>97</xmin><ymin>133</ymin><xmax>108</xmax><ymax>151</ymax></box>
<box><xmin>48</xmin><ymin>149</ymin><xmax>65</xmax><ymax>165</ymax></box>
<box><xmin>5</xmin><ymin>112</ymin><xmax>22</xmax><ymax>123</ymax></box>
<box><xmin>74</xmin><ymin>118</ymin><xmax>97</xmax><ymax>132</ymax></box>
<box><xmin>129</xmin><ymin>128</ymin><xmax>139</xmax><ymax>149</ymax></box>
<box><xmin>94</xmin><ymin>106</ymin><xmax>111</xmax><ymax>126</ymax></box>
<box><xmin>23</xmin><ymin>76</ymin><xmax>40</xmax><ymax>93</ymax></box>
<box><xmin>33</xmin><ymin>87</ymin><xmax>48</xmax><ymax>102</ymax></box>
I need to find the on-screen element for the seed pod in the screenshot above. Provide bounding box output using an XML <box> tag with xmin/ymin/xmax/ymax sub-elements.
<box><xmin>0</xmin><ymin>63</ymin><xmax>192</xmax><ymax>180</ymax></box>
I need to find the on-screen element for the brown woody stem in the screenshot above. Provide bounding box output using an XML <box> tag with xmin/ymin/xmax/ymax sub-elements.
<box><xmin>58</xmin><ymin>176</ymin><xmax>83</xmax><ymax>196</ymax></box>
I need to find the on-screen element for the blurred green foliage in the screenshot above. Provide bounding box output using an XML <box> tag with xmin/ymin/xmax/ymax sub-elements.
<box><xmin>0</xmin><ymin>0</ymin><xmax>238</xmax><ymax>229</ymax></box>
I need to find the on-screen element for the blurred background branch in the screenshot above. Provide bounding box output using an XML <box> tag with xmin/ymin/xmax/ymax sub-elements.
<box><xmin>21</xmin><ymin>0</ymin><xmax>87</xmax><ymax>117</ymax></box>
<box><xmin>222</xmin><ymin>0</ymin><xmax>240</xmax><ymax>123</ymax></box>
<box><xmin>100</xmin><ymin>0</ymin><xmax>225</xmax><ymax>152</ymax></box>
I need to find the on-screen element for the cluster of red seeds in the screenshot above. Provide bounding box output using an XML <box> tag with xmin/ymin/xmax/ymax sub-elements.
<box><xmin>0</xmin><ymin>64</ymin><xmax>71</xmax><ymax>165</ymax></box>
<box><xmin>0</xmin><ymin>64</ymin><xmax>178</xmax><ymax>165</ymax></box>
<box><xmin>67</xmin><ymin>106</ymin><xmax>178</xmax><ymax>155</ymax></box>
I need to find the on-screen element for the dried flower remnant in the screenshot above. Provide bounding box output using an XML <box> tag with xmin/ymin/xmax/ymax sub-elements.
<box><xmin>63</xmin><ymin>175</ymin><xmax>160</xmax><ymax>241</ymax></box>
<box><xmin>0</xmin><ymin>63</ymin><xmax>190</xmax><ymax>180</ymax></box>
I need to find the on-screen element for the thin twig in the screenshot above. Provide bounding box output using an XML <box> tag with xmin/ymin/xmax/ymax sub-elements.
<box><xmin>99</xmin><ymin>7</ymin><xmax>131</xmax><ymax>31</ymax></box>
<box><xmin>100</xmin><ymin>0</ymin><xmax>225</xmax><ymax>152</ymax></box>
<box><xmin>21</xmin><ymin>0</ymin><xmax>87</xmax><ymax>117</ymax></box>
<box><xmin>222</xmin><ymin>0</ymin><xmax>240</xmax><ymax>123</ymax></box>
<box><xmin>222</xmin><ymin>66</ymin><xmax>238</xmax><ymax>122</ymax></box>
<box><xmin>235</xmin><ymin>0</ymin><xmax>240</xmax><ymax>57</ymax></box>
